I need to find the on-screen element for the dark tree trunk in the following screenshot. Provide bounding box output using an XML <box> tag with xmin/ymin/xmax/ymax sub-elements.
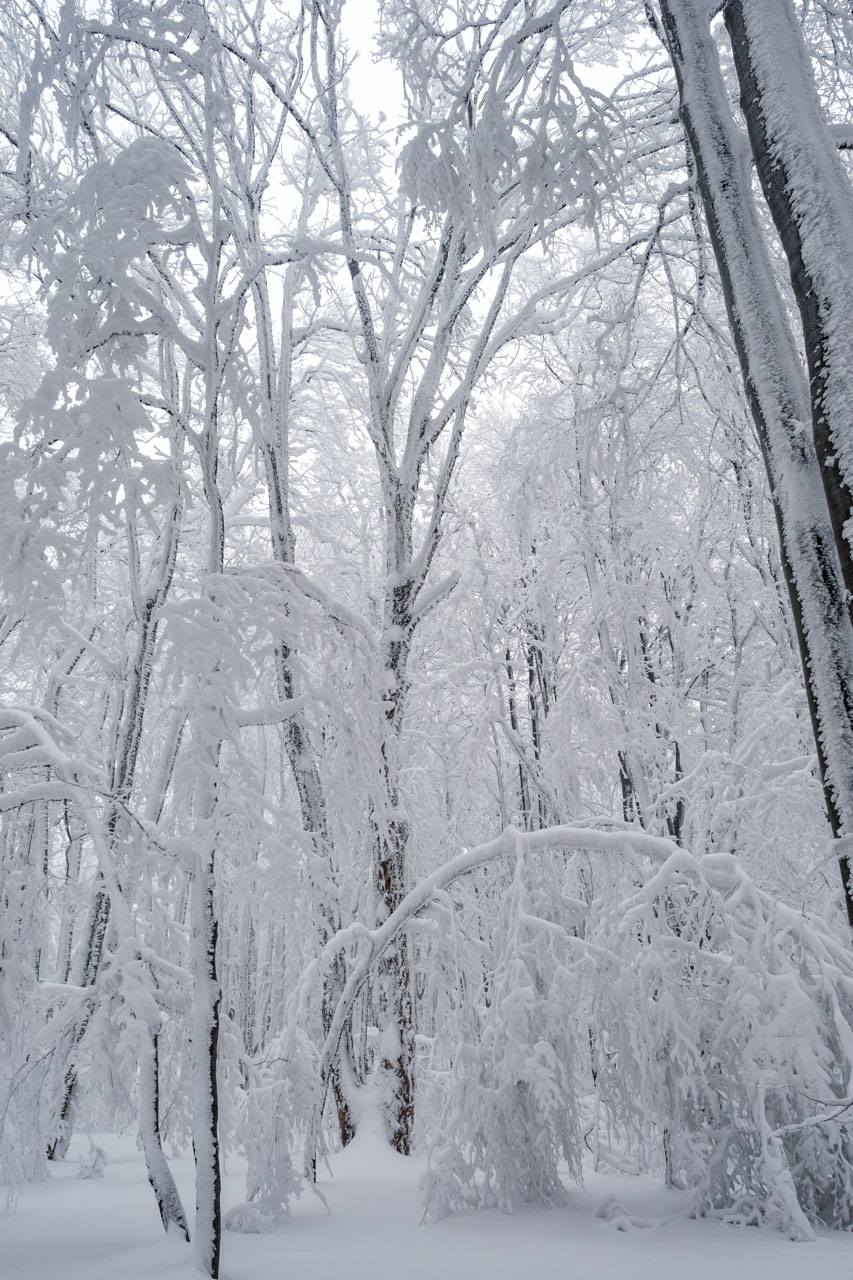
<box><xmin>373</xmin><ymin>577</ymin><xmax>417</xmax><ymax>1155</ymax></box>
<box><xmin>277</xmin><ymin>655</ymin><xmax>355</xmax><ymax>1153</ymax></box>
<box><xmin>260</xmin><ymin>370</ymin><xmax>355</xmax><ymax>1151</ymax></box>
<box><xmin>657</xmin><ymin>0</ymin><xmax>853</xmax><ymax>924</ymax></box>
<box><xmin>47</xmin><ymin>887</ymin><xmax>110</xmax><ymax>1160</ymax></box>
<box><xmin>140</xmin><ymin>1032</ymin><xmax>190</xmax><ymax>1240</ymax></box>
<box><xmin>724</xmin><ymin>0</ymin><xmax>853</xmax><ymax>615</ymax></box>
<box><xmin>374</xmin><ymin>808</ymin><xmax>416</xmax><ymax>1154</ymax></box>
<box><xmin>505</xmin><ymin>645</ymin><xmax>532</xmax><ymax>829</ymax></box>
<box><xmin>191</xmin><ymin>853</ymin><xmax>221</xmax><ymax>1277</ymax></box>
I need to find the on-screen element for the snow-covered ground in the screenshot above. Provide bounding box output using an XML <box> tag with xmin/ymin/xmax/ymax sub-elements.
<box><xmin>6</xmin><ymin>1117</ymin><xmax>853</xmax><ymax>1280</ymax></box>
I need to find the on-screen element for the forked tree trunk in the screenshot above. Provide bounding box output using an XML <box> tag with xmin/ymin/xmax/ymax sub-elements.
<box><xmin>45</xmin><ymin>533</ymin><xmax>188</xmax><ymax>1230</ymax></box>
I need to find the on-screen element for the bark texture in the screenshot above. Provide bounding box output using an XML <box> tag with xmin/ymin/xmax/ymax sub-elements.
<box><xmin>657</xmin><ymin>0</ymin><xmax>853</xmax><ymax>923</ymax></box>
<box><xmin>725</xmin><ymin>0</ymin><xmax>853</xmax><ymax>611</ymax></box>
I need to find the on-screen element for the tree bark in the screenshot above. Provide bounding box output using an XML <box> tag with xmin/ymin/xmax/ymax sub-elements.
<box><xmin>139</xmin><ymin>1032</ymin><xmax>190</xmax><ymax>1240</ymax></box>
<box><xmin>657</xmin><ymin>0</ymin><xmax>853</xmax><ymax>924</ymax></box>
<box><xmin>505</xmin><ymin>645</ymin><xmax>532</xmax><ymax>828</ymax></box>
<box><xmin>252</xmin><ymin>218</ymin><xmax>355</xmax><ymax>1153</ymax></box>
<box><xmin>190</xmin><ymin>834</ymin><xmax>221</xmax><ymax>1278</ymax></box>
<box><xmin>374</xmin><ymin>599</ymin><xmax>417</xmax><ymax>1155</ymax></box>
<box><xmin>46</xmin><ymin>555</ymin><xmax>188</xmax><ymax>1235</ymax></box>
<box><xmin>724</xmin><ymin>0</ymin><xmax>853</xmax><ymax>613</ymax></box>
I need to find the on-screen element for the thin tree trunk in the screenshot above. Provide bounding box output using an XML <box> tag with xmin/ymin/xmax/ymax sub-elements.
<box><xmin>252</xmin><ymin>208</ymin><xmax>355</xmax><ymax>1151</ymax></box>
<box><xmin>277</xmin><ymin>666</ymin><xmax>355</xmax><ymax>1155</ymax></box>
<box><xmin>190</xmin><ymin>821</ymin><xmax>221</xmax><ymax>1277</ymax></box>
<box><xmin>54</xmin><ymin>808</ymin><xmax>83</xmax><ymax>985</ymax></box>
<box><xmin>48</xmin><ymin>786</ymin><xmax>190</xmax><ymax>1235</ymax></box>
<box><xmin>47</xmin><ymin>560</ymin><xmax>187</xmax><ymax>1238</ymax></box>
<box><xmin>577</xmin><ymin>448</ymin><xmax>649</xmax><ymax>827</ymax></box>
<box><xmin>48</xmin><ymin>887</ymin><xmax>110</xmax><ymax>1160</ymax></box>
<box><xmin>505</xmin><ymin>645</ymin><xmax>532</xmax><ymax>828</ymax></box>
<box><xmin>139</xmin><ymin>1032</ymin><xmax>190</xmax><ymax>1240</ymax></box>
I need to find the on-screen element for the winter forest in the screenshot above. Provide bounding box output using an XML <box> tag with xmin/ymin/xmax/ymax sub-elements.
<box><xmin>5</xmin><ymin>1</ymin><xmax>853</xmax><ymax>1278</ymax></box>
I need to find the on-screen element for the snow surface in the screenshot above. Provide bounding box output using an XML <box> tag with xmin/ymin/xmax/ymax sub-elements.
<box><xmin>5</xmin><ymin>1121</ymin><xmax>853</xmax><ymax>1280</ymax></box>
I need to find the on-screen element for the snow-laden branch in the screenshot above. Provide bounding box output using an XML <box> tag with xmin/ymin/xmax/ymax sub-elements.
<box><xmin>231</xmin><ymin>694</ymin><xmax>313</xmax><ymax>728</ymax></box>
<box><xmin>297</xmin><ymin>821</ymin><xmax>677</xmax><ymax>1135</ymax></box>
<box><xmin>410</xmin><ymin>570</ymin><xmax>461</xmax><ymax>623</ymax></box>
<box><xmin>278</xmin><ymin>564</ymin><xmax>375</xmax><ymax>641</ymax></box>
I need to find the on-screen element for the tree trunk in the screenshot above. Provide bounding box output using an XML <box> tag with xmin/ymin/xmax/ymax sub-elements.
<box><xmin>186</xmin><ymin>683</ymin><xmax>222</xmax><ymax>1271</ymax></box>
<box><xmin>139</xmin><ymin>1032</ymin><xmax>190</xmax><ymax>1240</ymax></box>
<box><xmin>48</xmin><ymin>498</ymin><xmax>179</xmax><ymax>1158</ymax></box>
<box><xmin>657</xmin><ymin>0</ymin><xmax>853</xmax><ymax>924</ymax></box>
<box><xmin>374</xmin><ymin>804</ymin><xmax>416</xmax><ymax>1155</ymax></box>
<box><xmin>47</xmin><ymin>887</ymin><xmax>110</xmax><ymax>1160</ymax></box>
<box><xmin>374</xmin><ymin>589</ymin><xmax>416</xmax><ymax>1155</ymax></box>
<box><xmin>724</xmin><ymin>0</ymin><xmax>853</xmax><ymax>612</ymax></box>
<box><xmin>253</xmin><ymin>230</ymin><xmax>355</xmax><ymax>1153</ymax></box>
<box><xmin>191</xmin><ymin>840</ymin><xmax>221</xmax><ymax>1278</ymax></box>
<box><xmin>278</xmin><ymin>661</ymin><xmax>355</xmax><ymax>1155</ymax></box>
<box><xmin>505</xmin><ymin>645</ymin><xmax>532</xmax><ymax>828</ymax></box>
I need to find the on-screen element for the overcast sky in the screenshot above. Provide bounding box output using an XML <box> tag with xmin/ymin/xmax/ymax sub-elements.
<box><xmin>343</xmin><ymin>0</ymin><xmax>406</xmax><ymax>120</ymax></box>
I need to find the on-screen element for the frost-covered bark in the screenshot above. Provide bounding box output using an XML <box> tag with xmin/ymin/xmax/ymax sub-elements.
<box><xmin>190</xmin><ymin>809</ymin><xmax>222</xmax><ymax>1278</ymax></box>
<box><xmin>185</xmin><ymin>440</ymin><xmax>224</xmax><ymax>1280</ymax></box>
<box><xmin>306</xmin><ymin>0</ymin><xmax>597</xmax><ymax>1146</ymax></box>
<box><xmin>24</xmin><ymin>175</ymin><xmax>189</xmax><ymax>1227</ymax></box>
<box><xmin>657</xmin><ymin>0</ymin><xmax>853</xmax><ymax>923</ymax></box>
<box><xmin>139</xmin><ymin>1032</ymin><xmax>190</xmax><ymax>1240</ymax></box>
<box><xmin>49</xmin><ymin>497</ymin><xmax>181</xmax><ymax>1171</ymax></box>
<box><xmin>725</xmin><ymin>0</ymin><xmax>853</xmax><ymax>609</ymax></box>
<box><xmin>248</xmin><ymin>188</ymin><xmax>354</xmax><ymax>1153</ymax></box>
<box><xmin>187</xmin><ymin>157</ymin><xmax>227</xmax><ymax>1274</ymax></box>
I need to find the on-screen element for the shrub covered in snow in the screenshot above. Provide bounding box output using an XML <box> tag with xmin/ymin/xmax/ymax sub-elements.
<box><xmin>415</xmin><ymin>832</ymin><xmax>853</xmax><ymax>1236</ymax></box>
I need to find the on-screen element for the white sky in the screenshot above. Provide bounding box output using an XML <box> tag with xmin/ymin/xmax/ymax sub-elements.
<box><xmin>342</xmin><ymin>0</ymin><xmax>406</xmax><ymax>121</ymax></box>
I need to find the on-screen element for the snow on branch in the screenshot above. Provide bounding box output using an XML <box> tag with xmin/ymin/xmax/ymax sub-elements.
<box><xmin>276</xmin><ymin>820</ymin><xmax>853</xmax><ymax>1236</ymax></box>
